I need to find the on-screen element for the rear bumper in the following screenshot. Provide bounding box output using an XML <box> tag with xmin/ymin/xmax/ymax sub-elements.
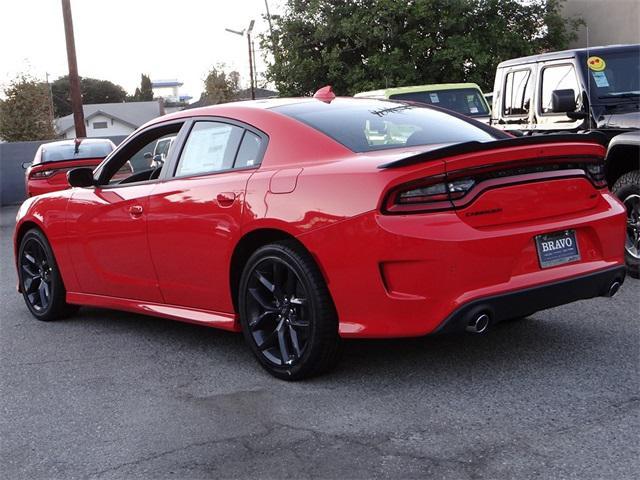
<box><xmin>435</xmin><ymin>265</ymin><xmax>626</xmax><ymax>334</ymax></box>
<box><xmin>297</xmin><ymin>191</ymin><xmax>627</xmax><ymax>338</ymax></box>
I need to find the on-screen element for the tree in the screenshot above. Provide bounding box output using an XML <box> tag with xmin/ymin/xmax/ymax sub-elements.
<box><xmin>199</xmin><ymin>65</ymin><xmax>241</xmax><ymax>105</ymax></box>
<box><xmin>51</xmin><ymin>75</ymin><xmax>127</xmax><ymax>117</ymax></box>
<box><xmin>260</xmin><ymin>0</ymin><xmax>582</xmax><ymax>96</ymax></box>
<box><xmin>0</xmin><ymin>73</ymin><xmax>56</xmax><ymax>142</ymax></box>
<box><xmin>130</xmin><ymin>74</ymin><xmax>154</xmax><ymax>101</ymax></box>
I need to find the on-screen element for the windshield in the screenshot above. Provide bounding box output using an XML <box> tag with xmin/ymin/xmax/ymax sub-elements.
<box><xmin>39</xmin><ymin>141</ymin><xmax>114</xmax><ymax>163</ymax></box>
<box><xmin>581</xmin><ymin>49</ymin><xmax>640</xmax><ymax>101</ymax></box>
<box><xmin>274</xmin><ymin>99</ymin><xmax>497</xmax><ymax>153</ymax></box>
<box><xmin>388</xmin><ymin>88</ymin><xmax>490</xmax><ymax>117</ymax></box>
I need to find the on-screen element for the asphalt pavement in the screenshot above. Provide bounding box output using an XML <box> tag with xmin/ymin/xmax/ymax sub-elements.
<box><xmin>1</xmin><ymin>205</ymin><xmax>638</xmax><ymax>479</ymax></box>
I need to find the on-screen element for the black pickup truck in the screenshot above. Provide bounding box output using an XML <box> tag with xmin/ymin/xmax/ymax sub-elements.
<box><xmin>490</xmin><ymin>44</ymin><xmax>640</xmax><ymax>277</ymax></box>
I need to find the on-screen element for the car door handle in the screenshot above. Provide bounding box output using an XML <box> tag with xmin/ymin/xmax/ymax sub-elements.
<box><xmin>216</xmin><ymin>192</ymin><xmax>236</xmax><ymax>207</ymax></box>
<box><xmin>129</xmin><ymin>205</ymin><xmax>144</xmax><ymax>217</ymax></box>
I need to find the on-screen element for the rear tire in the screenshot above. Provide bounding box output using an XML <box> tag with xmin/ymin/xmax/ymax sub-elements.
<box><xmin>18</xmin><ymin>228</ymin><xmax>78</xmax><ymax>321</ymax></box>
<box><xmin>612</xmin><ymin>170</ymin><xmax>640</xmax><ymax>279</ymax></box>
<box><xmin>238</xmin><ymin>241</ymin><xmax>340</xmax><ymax>380</ymax></box>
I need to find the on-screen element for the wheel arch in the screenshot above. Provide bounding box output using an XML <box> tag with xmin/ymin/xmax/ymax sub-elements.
<box><xmin>229</xmin><ymin>227</ymin><xmax>330</xmax><ymax>313</ymax></box>
<box><xmin>606</xmin><ymin>140</ymin><xmax>640</xmax><ymax>187</ymax></box>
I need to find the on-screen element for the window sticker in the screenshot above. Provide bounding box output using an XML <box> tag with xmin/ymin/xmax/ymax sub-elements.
<box><xmin>591</xmin><ymin>71</ymin><xmax>610</xmax><ymax>88</ymax></box>
<box><xmin>587</xmin><ymin>56</ymin><xmax>606</xmax><ymax>72</ymax></box>
<box><xmin>469</xmin><ymin>106</ymin><xmax>479</xmax><ymax>113</ymax></box>
<box><xmin>429</xmin><ymin>93</ymin><xmax>440</xmax><ymax>103</ymax></box>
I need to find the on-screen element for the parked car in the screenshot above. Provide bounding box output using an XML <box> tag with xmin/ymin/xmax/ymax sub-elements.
<box><xmin>355</xmin><ymin>83</ymin><xmax>492</xmax><ymax>122</ymax></box>
<box><xmin>14</xmin><ymin>90</ymin><xmax>626</xmax><ymax>379</ymax></box>
<box><xmin>490</xmin><ymin>44</ymin><xmax>639</xmax><ymax>277</ymax></box>
<box><xmin>22</xmin><ymin>138</ymin><xmax>116</xmax><ymax>197</ymax></box>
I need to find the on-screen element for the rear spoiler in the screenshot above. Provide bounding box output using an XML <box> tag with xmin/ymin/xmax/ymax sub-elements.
<box><xmin>378</xmin><ymin>132</ymin><xmax>609</xmax><ymax>169</ymax></box>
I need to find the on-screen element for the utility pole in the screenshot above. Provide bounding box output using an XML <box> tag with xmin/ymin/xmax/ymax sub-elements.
<box><xmin>61</xmin><ymin>0</ymin><xmax>86</xmax><ymax>138</ymax></box>
<box><xmin>45</xmin><ymin>72</ymin><xmax>55</xmax><ymax>124</ymax></box>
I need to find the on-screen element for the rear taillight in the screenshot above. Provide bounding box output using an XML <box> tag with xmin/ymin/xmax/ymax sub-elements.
<box><xmin>384</xmin><ymin>177</ymin><xmax>476</xmax><ymax>213</ymax></box>
<box><xmin>29</xmin><ymin>170</ymin><xmax>55</xmax><ymax>179</ymax></box>
<box><xmin>585</xmin><ymin>163</ymin><xmax>607</xmax><ymax>188</ymax></box>
<box><xmin>383</xmin><ymin>156</ymin><xmax>606</xmax><ymax>214</ymax></box>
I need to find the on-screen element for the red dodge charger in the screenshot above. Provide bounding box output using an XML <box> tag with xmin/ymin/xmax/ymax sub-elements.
<box><xmin>14</xmin><ymin>93</ymin><xmax>627</xmax><ymax>379</ymax></box>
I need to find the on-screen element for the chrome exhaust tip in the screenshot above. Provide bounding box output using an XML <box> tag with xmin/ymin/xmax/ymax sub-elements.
<box><xmin>466</xmin><ymin>313</ymin><xmax>490</xmax><ymax>334</ymax></box>
<box><xmin>607</xmin><ymin>281</ymin><xmax>621</xmax><ymax>297</ymax></box>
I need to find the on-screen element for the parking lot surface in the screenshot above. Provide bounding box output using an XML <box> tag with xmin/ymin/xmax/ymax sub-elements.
<box><xmin>1</xmin><ymin>205</ymin><xmax>638</xmax><ymax>479</ymax></box>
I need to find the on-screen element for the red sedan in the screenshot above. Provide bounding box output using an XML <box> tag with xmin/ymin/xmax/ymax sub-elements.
<box><xmin>23</xmin><ymin>138</ymin><xmax>116</xmax><ymax>197</ymax></box>
<box><xmin>14</xmin><ymin>93</ymin><xmax>627</xmax><ymax>379</ymax></box>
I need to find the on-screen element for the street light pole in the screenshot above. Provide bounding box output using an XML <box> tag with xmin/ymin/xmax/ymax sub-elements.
<box><xmin>60</xmin><ymin>0</ymin><xmax>86</xmax><ymax>138</ymax></box>
<box><xmin>247</xmin><ymin>20</ymin><xmax>255</xmax><ymax>100</ymax></box>
<box><xmin>225</xmin><ymin>19</ymin><xmax>256</xmax><ymax>100</ymax></box>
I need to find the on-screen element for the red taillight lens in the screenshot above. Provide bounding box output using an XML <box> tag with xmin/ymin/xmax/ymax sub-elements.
<box><xmin>29</xmin><ymin>170</ymin><xmax>55</xmax><ymax>179</ymax></box>
<box><xmin>385</xmin><ymin>178</ymin><xmax>476</xmax><ymax>214</ymax></box>
<box><xmin>585</xmin><ymin>162</ymin><xmax>607</xmax><ymax>188</ymax></box>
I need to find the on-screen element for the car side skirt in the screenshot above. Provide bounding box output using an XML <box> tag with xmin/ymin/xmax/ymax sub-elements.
<box><xmin>66</xmin><ymin>292</ymin><xmax>241</xmax><ymax>332</ymax></box>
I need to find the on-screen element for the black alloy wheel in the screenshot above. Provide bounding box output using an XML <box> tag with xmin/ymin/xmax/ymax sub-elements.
<box><xmin>239</xmin><ymin>241</ymin><xmax>340</xmax><ymax>380</ymax></box>
<box><xmin>18</xmin><ymin>229</ymin><xmax>77</xmax><ymax>321</ymax></box>
<box><xmin>20</xmin><ymin>237</ymin><xmax>53</xmax><ymax>312</ymax></box>
<box><xmin>612</xmin><ymin>170</ymin><xmax>640</xmax><ymax>279</ymax></box>
<box><xmin>245</xmin><ymin>257</ymin><xmax>309</xmax><ymax>366</ymax></box>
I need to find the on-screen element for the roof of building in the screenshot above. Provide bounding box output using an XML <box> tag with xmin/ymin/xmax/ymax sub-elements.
<box><xmin>55</xmin><ymin>101</ymin><xmax>163</xmax><ymax>133</ymax></box>
<box><xmin>152</xmin><ymin>79</ymin><xmax>183</xmax><ymax>88</ymax></box>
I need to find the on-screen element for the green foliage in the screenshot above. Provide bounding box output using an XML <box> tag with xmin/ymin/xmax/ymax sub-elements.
<box><xmin>130</xmin><ymin>74</ymin><xmax>154</xmax><ymax>101</ymax></box>
<box><xmin>261</xmin><ymin>0</ymin><xmax>582</xmax><ymax>96</ymax></box>
<box><xmin>199</xmin><ymin>65</ymin><xmax>241</xmax><ymax>105</ymax></box>
<box><xmin>0</xmin><ymin>73</ymin><xmax>56</xmax><ymax>142</ymax></box>
<box><xmin>51</xmin><ymin>75</ymin><xmax>127</xmax><ymax>117</ymax></box>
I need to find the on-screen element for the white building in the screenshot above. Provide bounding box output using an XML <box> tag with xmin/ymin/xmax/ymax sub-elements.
<box><xmin>55</xmin><ymin>100</ymin><xmax>165</xmax><ymax>139</ymax></box>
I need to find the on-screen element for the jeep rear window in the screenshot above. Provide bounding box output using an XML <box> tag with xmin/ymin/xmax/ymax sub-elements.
<box><xmin>274</xmin><ymin>99</ymin><xmax>498</xmax><ymax>153</ymax></box>
<box><xmin>389</xmin><ymin>88</ymin><xmax>490</xmax><ymax>117</ymax></box>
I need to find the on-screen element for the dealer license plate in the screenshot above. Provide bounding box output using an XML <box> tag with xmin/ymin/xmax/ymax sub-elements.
<box><xmin>535</xmin><ymin>230</ymin><xmax>580</xmax><ymax>269</ymax></box>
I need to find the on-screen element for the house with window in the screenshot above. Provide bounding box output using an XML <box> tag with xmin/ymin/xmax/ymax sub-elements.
<box><xmin>55</xmin><ymin>100</ymin><xmax>165</xmax><ymax>139</ymax></box>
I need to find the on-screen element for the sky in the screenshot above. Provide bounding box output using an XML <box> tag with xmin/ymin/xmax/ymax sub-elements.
<box><xmin>0</xmin><ymin>0</ymin><xmax>283</xmax><ymax>101</ymax></box>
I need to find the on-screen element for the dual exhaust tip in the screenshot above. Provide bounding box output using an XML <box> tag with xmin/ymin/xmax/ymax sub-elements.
<box><xmin>464</xmin><ymin>279</ymin><xmax>622</xmax><ymax>334</ymax></box>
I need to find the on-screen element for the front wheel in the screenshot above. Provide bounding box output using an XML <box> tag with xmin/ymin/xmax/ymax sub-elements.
<box><xmin>612</xmin><ymin>170</ymin><xmax>640</xmax><ymax>279</ymax></box>
<box><xmin>238</xmin><ymin>241</ymin><xmax>340</xmax><ymax>380</ymax></box>
<box><xmin>18</xmin><ymin>228</ymin><xmax>77</xmax><ymax>321</ymax></box>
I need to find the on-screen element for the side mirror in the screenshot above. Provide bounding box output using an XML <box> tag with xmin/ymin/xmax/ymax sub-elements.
<box><xmin>21</xmin><ymin>162</ymin><xmax>32</xmax><ymax>169</ymax></box>
<box><xmin>67</xmin><ymin>167</ymin><xmax>95</xmax><ymax>188</ymax></box>
<box><xmin>143</xmin><ymin>152</ymin><xmax>153</xmax><ymax>159</ymax></box>
<box><xmin>551</xmin><ymin>89</ymin><xmax>576</xmax><ymax>113</ymax></box>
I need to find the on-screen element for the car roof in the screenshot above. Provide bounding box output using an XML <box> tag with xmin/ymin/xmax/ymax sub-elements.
<box><xmin>497</xmin><ymin>43</ymin><xmax>640</xmax><ymax>68</ymax></box>
<box><xmin>355</xmin><ymin>83</ymin><xmax>485</xmax><ymax>98</ymax></box>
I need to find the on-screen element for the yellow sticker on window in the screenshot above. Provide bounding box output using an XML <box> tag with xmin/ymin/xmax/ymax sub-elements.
<box><xmin>587</xmin><ymin>56</ymin><xmax>606</xmax><ymax>72</ymax></box>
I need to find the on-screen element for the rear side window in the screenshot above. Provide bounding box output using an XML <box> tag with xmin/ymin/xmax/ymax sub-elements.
<box><xmin>540</xmin><ymin>64</ymin><xmax>580</xmax><ymax>113</ymax></box>
<box><xmin>175</xmin><ymin>122</ymin><xmax>244</xmax><ymax>176</ymax></box>
<box><xmin>503</xmin><ymin>69</ymin><xmax>532</xmax><ymax>116</ymax></box>
<box><xmin>39</xmin><ymin>142</ymin><xmax>113</xmax><ymax>163</ymax></box>
<box><xmin>235</xmin><ymin>131</ymin><xmax>263</xmax><ymax>168</ymax></box>
<box><xmin>274</xmin><ymin>99</ymin><xmax>497</xmax><ymax>153</ymax></box>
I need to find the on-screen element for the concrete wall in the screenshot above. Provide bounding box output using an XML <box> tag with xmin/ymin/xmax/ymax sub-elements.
<box><xmin>564</xmin><ymin>0</ymin><xmax>640</xmax><ymax>48</ymax></box>
<box><xmin>0</xmin><ymin>136</ymin><xmax>127</xmax><ymax>206</ymax></box>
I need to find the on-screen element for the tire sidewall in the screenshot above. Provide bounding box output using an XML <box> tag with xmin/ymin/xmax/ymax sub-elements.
<box><xmin>238</xmin><ymin>245</ymin><xmax>321</xmax><ymax>380</ymax></box>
